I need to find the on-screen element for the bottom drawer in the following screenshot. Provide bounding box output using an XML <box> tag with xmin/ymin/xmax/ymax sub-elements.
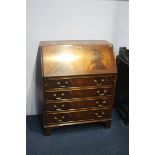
<box><xmin>45</xmin><ymin>109</ymin><xmax>112</xmax><ymax>125</ymax></box>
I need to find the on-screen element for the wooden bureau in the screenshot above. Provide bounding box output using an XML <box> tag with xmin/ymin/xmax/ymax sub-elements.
<box><xmin>38</xmin><ymin>40</ymin><xmax>117</xmax><ymax>135</ymax></box>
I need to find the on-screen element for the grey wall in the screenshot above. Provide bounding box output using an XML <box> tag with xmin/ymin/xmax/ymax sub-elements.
<box><xmin>26</xmin><ymin>0</ymin><xmax>129</xmax><ymax>115</ymax></box>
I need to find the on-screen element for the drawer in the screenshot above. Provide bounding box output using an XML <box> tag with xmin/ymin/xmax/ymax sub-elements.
<box><xmin>45</xmin><ymin>98</ymin><xmax>113</xmax><ymax>112</ymax></box>
<box><xmin>45</xmin><ymin>108</ymin><xmax>112</xmax><ymax>125</ymax></box>
<box><xmin>45</xmin><ymin>87</ymin><xmax>113</xmax><ymax>100</ymax></box>
<box><xmin>44</xmin><ymin>75</ymin><xmax>115</xmax><ymax>89</ymax></box>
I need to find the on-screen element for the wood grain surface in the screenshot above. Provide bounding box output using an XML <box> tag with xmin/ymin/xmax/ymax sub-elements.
<box><xmin>40</xmin><ymin>41</ymin><xmax>117</xmax><ymax>77</ymax></box>
<box><xmin>45</xmin><ymin>97</ymin><xmax>113</xmax><ymax>112</ymax></box>
<box><xmin>45</xmin><ymin>108</ymin><xmax>112</xmax><ymax>125</ymax></box>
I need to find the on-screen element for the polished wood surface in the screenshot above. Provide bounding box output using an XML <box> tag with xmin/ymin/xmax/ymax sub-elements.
<box><xmin>45</xmin><ymin>108</ymin><xmax>112</xmax><ymax>125</ymax></box>
<box><xmin>37</xmin><ymin>40</ymin><xmax>117</xmax><ymax>135</ymax></box>
<box><xmin>44</xmin><ymin>75</ymin><xmax>115</xmax><ymax>89</ymax></box>
<box><xmin>44</xmin><ymin>87</ymin><xmax>113</xmax><ymax>100</ymax></box>
<box><xmin>45</xmin><ymin>98</ymin><xmax>113</xmax><ymax>112</ymax></box>
<box><xmin>40</xmin><ymin>41</ymin><xmax>117</xmax><ymax>77</ymax></box>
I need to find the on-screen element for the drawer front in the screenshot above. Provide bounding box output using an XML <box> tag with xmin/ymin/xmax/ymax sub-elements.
<box><xmin>45</xmin><ymin>109</ymin><xmax>112</xmax><ymax>125</ymax></box>
<box><xmin>45</xmin><ymin>98</ymin><xmax>113</xmax><ymax>112</ymax></box>
<box><xmin>45</xmin><ymin>87</ymin><xmax>113</xmax><ymax>100</ymax></box>
<box><xmin>44</xmin><ymin>75</ymin><xmax>115</xmax><ymax>89</ymax></box>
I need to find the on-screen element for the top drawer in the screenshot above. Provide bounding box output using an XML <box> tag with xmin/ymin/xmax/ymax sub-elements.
<box><xmin>44</xmin><ymin>75</ymin><xmax>115</xmax><ymax>89</ymax></box>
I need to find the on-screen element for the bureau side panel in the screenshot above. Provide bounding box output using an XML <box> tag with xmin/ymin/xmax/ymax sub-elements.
<box><xmin>35</xmin><ymin>47</ymin><xmax>44</xmax><ymax>116</ymax></box>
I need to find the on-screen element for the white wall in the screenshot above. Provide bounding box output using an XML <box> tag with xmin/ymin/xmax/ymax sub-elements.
<box><xmin>26</xmin><ymin>0</ymin><xmax>129</xmax><ymax>115</ymax></box>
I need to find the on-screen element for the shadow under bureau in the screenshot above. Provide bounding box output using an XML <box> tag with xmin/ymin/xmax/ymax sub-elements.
<box><xmin>37</xmin><ymin>40</ymin><xmax>117</xmax><ymax>135</ymax></box>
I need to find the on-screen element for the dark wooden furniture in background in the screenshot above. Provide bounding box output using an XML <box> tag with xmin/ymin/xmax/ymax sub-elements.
<box><xmin>114</xmin><ymin>47</ymin><xmax>129</xmax><ymax>125</ymax></box>
<box><xmin>38</xmin><ymin>40</ymin><xmax>117</xmax><ymax>135</ymax></box>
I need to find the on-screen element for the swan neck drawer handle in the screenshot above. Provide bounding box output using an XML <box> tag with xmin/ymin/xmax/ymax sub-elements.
<box><xmin>94</xmin><ymin>80</ymin><xmax>102</xmax><ymax>85</ymax></box>
<box><xmin>56</xmin><ymin>97</ymin><xmax>61</xmax><ymax>100</ymax></box>
<box><xmin>59</xmin><ymin>85</ymin><xmax>66</xmax><ymax>88</ymax></box>
<box><xmin>96</xmin><ymin>101</ymin><xmax>103</xmax><ymax>107</ymax></box>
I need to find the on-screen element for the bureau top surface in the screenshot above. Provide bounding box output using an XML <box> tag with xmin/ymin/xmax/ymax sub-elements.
<box><xmin>39</xmin><ymin>41</ymin><xmax>117</xmax><ymax>77</ymax></box>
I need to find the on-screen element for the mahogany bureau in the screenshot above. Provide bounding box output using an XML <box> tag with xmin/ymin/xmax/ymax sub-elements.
<box><xmin>38</xmin><ymin>40</ymin><xmax>117</xmax><ymax>135</ymax></box>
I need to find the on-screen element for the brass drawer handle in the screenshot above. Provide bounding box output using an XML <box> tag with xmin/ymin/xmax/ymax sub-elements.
<box><xmin>94</xmin><ymin>111</ymin><xmax>104</xmax><ymax>117</ymax></box>
<box><xmin>96</xmin><ymin>90</ymin><xmax>107</xmax><ymax>96</ymax></box>
<box><xmin>96</xmin><ymin>90</ymin><xmax>100</xmax><ymax>93</ymax></box>
<box><xmin>94</xmin><ymin>80</ymin><xmax>101</xmax><ymax>86</ymax></box>
<box><xmin>95</xmin><ymin>112</ymin><xmax>104</xmax><ymax>115</ymax></box>
<box><xmin>58</xmin><ymin>81</ymin><xmax>69</xmax><ymax>88</ymax></box>
<box><xmin>57</xmin><ymin>81</ymin><xmax>61</xmax><ymax>85</ymax></box>
<box><xmin>101</xmin><ymin>112</ymin><xmax>104</xmax><ymax>115</ymax></box>
<box><xmin>96</xmin><ymin>90</ymin><xmax>105</xmax><ymax>96</ymax></box>
<box><xmin>58</xmin><ymin>116</ymin><xmax>65</xmax><ymax>122</ymax></box>
<box><xmin>61</xmin><ymin>116</ymin><xmax>65</xmax><ymax>119</ymax></box>
<box><xmin>56</xmin><ymin>81</ymin><xmax>67</xmax><ymax>88</ymax></box>
<box><xmin>94</xmin><ymin>79</ymin><xmax>105</xmax><ymax>85</ymax></box>
<box><xmin>59</xmin><ymin>85</ymin><xmax>66</xmax><ymax>88</ymax></box>
<box><xmin>96</xmin><ymin>100</ymin><xmax>106</xmax><ymax>106</ymax></box>
<box><xmin>54</xmin><ymin>117</ymin><xmax>58</xmax><ymax>120</ymax></box>
<box><xmin>103</xmin><ymin>100</ymin><xmax>106</xmax><ymax>103</ymax></box>
<box><xmin>55</xmin><ymin>93</ymin><xmax>65</xmax><ymax>100</ymax></box>
<box><xmin>94</xmin><ymin>80</ymin><xmax>97</xmax><ymax>83</ymax></box>
<box><xmin>97</xmin><ymin>104</ymin><xmax>103</xmax><ymax>107</ymax></box>
<box><xmin>53</xmin><ymin>104</ymin><xmax>63</xmax><ymax>110</ymax></box>
<box><xmin>53</xmin><ymin>105</ymin><xmax>57</xmax><ymax>108</ymax></box>
<box><xmin>96</xmin><ymin>101</ymin><xmax>103</xmax><ymax>107</ymax></box>
<box><xmin>56</xmin><ymin>104</ymin><xmax>65</xmax><ymax>110</ymax></box>
<box><xmin>100</xmin><ymin>94</ymin><xmax>105</xmax><ymax>96</ymax></box>
<box><xmin>61</xmin><ymin>104</ymin><xmax>65</xmax><ymax>108</ymax></box>
<box><xmin>97</xmin><ymin>115</ymin><xmax>103</xmax><ymax>118</ymax></box>
<box><xmin>65</xmin><ymin>81</ymin><xmax>69</xmax><ymax>84</ymax></box>
<box><xmin>56</xmin><ymin>105</ymin><xmax>65</xmax><ymax>111</ymax></box>
<box><xmin>94</xmin><ymin>113</ymin><xmax>103</xmax><ymax>118</ymax></box>
<box><xmin>54</xmin><ymin>116</ymin><xmax>65</xmax><ymax>122</ymax></box>
<box><xmin>101</xmin><ymin>79</ymin><xmax>104</xmax><ymax>82</ymax></box>
<box><xmin>56</xmin><ymin>97</ymin><xmax>61</xmax><ymax>100</ymax></box>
